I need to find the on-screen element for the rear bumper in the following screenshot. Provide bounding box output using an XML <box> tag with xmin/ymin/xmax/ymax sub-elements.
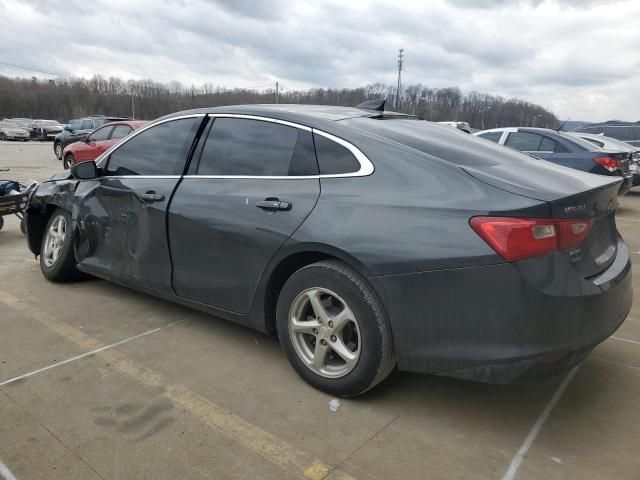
<box><xmin>369</xmin><ymin>237</ymin><xmax>632</xmax><ymax>383</ymax></box>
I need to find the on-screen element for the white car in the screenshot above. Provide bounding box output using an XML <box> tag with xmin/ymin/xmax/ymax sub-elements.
<box><xmin>0</xmin><ymin>121</ymin><xmax>30</xmax><ymax>141</ymax></box>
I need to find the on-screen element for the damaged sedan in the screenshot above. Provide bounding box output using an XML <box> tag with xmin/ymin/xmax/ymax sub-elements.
<box><xmin>25</xmin><ymin>104</ymin><xmax>632</xmax><ymax>397</ymax></box>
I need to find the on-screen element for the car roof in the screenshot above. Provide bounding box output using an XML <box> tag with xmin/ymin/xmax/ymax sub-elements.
<box><xmin>104</xmin><ymin>120</ymin><xmax>148</xmax><ymax>129</ymax></box>
<box><xmin>159</xmin><ymin>104</ymin><xmax>411</xmax><ymax>125</ymax></box>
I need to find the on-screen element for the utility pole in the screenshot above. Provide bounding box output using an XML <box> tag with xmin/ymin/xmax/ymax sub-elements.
<box><xmin>275</xmin><ymin>81</ymin><xmax>279</xmax><ymax>104</ymax></box>
<box><xmin>131</xmin><ymin>93</ymin><xmax>135</xmax><ymax>119</ymax></box>
<box><xmin>396</xmin><ymin>48</ymin><xmax>404</xmax><ymax>111</ymax></box>
<box><xmin>480</xmin><ymin>106</ymin><xmax>491</xmax><ymax>130</ymax></box>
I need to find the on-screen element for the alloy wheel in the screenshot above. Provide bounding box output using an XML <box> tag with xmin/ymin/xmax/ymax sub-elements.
<box><xmin>288</xmin><ymin>287</ymin><xmax>361</xmax><ymax>378</ymax></box>
<box><xmin>42</xmin><ymin>215</ymin><xmax>66</xmax><ymax>267</ymax></box>
<box><xmin>55</xmin><ymin>143</ymin><xmax>62</xmax><ymax>159</ymax></box>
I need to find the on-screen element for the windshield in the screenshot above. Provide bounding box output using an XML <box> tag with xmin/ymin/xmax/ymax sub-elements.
<box><xmin>38</xmin><ymin>120</ymin><xmax>60</xmax><ymax>126</ymax></box>
<box><xmin>0</xmin><ymin>121</ymin><xmax>19</xmax><ymax>128</ymax></box>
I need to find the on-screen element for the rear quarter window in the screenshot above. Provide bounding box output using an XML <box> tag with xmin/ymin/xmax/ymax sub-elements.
<box><xmin>313</xmin><ymin>133</ymin><xmax>360</xmax><ymax>174</ymax></box>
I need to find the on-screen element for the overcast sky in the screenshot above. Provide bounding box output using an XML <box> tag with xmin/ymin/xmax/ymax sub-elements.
<box><xmin>0</xmin><ymin>0</ymin><xmax>638</xmax><ymax>121</ymax></box>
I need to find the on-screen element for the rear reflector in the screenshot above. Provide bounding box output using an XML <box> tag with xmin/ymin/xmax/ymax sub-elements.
<box><xmin>594</xmin><ymin>156</ymin><xmax>621</xmax><ymax>172</ymax></box>
<box><xmin>470</xmin><ymin>216</ymin><xmax>592</xmax><ymax>262</ymax></box>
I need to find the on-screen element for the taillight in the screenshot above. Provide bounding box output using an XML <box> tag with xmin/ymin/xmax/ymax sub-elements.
<box><xmin>470</xmin><ymin>216</ymin><xmax>592</xmax><ymax>262</ymax></box>
<box><xmin>594</xmin><ymin>156</ymin><xmax>621</xmax><ymax>172</ymax></box>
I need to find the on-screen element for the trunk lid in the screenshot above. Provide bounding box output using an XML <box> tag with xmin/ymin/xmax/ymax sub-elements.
<box><xmin>464</xmin><ymin>161</ymin><xmax>622</xmax><ymax>277</ymax></box>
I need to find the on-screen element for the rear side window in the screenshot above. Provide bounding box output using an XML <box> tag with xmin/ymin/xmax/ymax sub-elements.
<box><xmin>313</xmin><ymin>133</ymin><xmax>360</xmax><ymax>174</ymax></box>
<box><xmin>197</xmin><ymin>118</ymin><xmax>318</xmax><ymax>176</ymax></box>
<box><xmin>81</xmin><ymin>120</ymin><xmax>94</xmax><ymax>130</ymax></box>
<box><xmin>105</xmin><ymin>118</ymin><xmax>197</xmax><ymax>176</ymax></box>
<box><xmin>633</xmin><ymin>127</ymin><xmax>640</xmax><ymax>140</ymax></box>
<box><xmin>477</xmin><ymin>131</ymin><xmax>502</xmax><ymax>143</ymax></box>
<box><xmin>505</xmin><ymin>132</ymin><xmax>543</xmax><ymax>151</ymax></box>
<box><xmin>111</xmin><ymin>125</ymin><xmax>132</xmax><ymax>140</ymax></box>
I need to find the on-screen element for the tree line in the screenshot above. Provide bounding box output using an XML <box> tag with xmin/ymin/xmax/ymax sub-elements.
<box><xmin>0</xmin><ymin>75</ymin><xmax>558</xmax><ymax>129</ymax></box>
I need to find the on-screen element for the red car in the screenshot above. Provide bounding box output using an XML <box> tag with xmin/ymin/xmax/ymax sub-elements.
<box><xmin>62</xmin><ymin>120</ymin><xmax>148</xmax><ymax>169</ymax></box>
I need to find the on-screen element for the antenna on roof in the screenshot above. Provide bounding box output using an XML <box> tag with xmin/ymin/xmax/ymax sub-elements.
<box><xmin>356</xmin><ymin>99</ymin><xmax>386</xmax><ymax>112</ymax></box>
<box><xmin>557</xmin><ymin>117</ymin><xmax>571</xmax><ymax>132</ymax></box>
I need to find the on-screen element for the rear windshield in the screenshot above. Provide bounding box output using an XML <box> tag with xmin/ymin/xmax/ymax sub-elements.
<box><xmin>341</xmin><ymin>117</ymin><xmax>533</xmax><ymax>167</ymax></box>
<box><xmin>555</xmin><ymin>131</ymin><xmax>605</xmax><ymax>151</ymax></box>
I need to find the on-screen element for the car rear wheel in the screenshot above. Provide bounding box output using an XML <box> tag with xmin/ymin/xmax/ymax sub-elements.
<box><xmin>63</xmin><ymin>154</ymin><xmax>76</xmax><ymax>170</ymax></box>
<box><xmin>277</xmin><ymin>260</ymin><xmax>396</xmax><ymax>397</ymax></box>
<box><xmin>40</xmin><ymin>209</ymin><xmax>82</xmax><ymax>282</ymax></box>
<box><xmin>54</xmin><ymin>142</ymin><xmax>63</xmax><ymax>159</ymax></box>
<box><xmin>0</xmin><ymin>133</ymin><xmax>6</xmax><ymax>141</ymax></box>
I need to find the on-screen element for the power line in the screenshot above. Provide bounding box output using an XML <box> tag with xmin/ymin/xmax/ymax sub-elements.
<box><xmin>0</xmin><ymin>60</ymin><xmax>68</xmax><ymax>78</ymax></box>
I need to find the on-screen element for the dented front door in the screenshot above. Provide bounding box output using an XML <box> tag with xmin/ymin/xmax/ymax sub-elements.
<box><xmin>73</xmin><ymin>177</ymin><xmax>179</xmax><ymax>293</ymax></box>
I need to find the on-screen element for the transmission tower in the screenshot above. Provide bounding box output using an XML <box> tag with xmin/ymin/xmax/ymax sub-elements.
<box><xmin>396</xmin><ymin>48</ymin><xmax>404</xmax><ymax>110</ymax></box>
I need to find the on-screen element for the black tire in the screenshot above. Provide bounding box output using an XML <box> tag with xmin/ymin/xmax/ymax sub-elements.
<box><xmin>39</xmin><ymin>209</ymin><xmax>82</xmax><ymax>282</ymax></box>
<box><xmin>63</xmin><ymin>154</ymin><xmax>75</xmax><ymax>170</ymax></box>
<box><xmin>54</xmin><ymin>142</ymin><xmax>62</xmax><ymax>158</ymax></box>
<box><xmin>20</xmin><ymin>218</ymin><xmax>25</xmax><ymax>234</ymax></box>
<box><xmin>276</xmin><ymin>260</ymin><xmax>396</xmax><ymax>397</ymax></box>
<box><xmin>0</xmin><ymin>133</ymin><xmax>6</xmax><ymax>141</ymax></box>
<box><xmin>0</xmin><ymin>216</ymin><xmax>4</xmax><ymax>231</ymax></box>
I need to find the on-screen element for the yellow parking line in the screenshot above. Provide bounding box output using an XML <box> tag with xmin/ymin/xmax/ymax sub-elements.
<box><xmin>0</xmin><ymin>290</ymin><xmax>354</xmax><ymax>480</ymax></box>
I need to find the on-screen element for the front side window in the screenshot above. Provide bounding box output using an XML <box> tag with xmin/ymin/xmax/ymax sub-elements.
<box><xmin>111</xmin><ymin>125</ymin><xmax>132</xmax><ymax>140</ymax></box>
<box><xmin>105</xmin><ymin>118</ymin><xmax>197</xmax><ymax>176</ymax></box>
<box><xmin>477</xmin><ymin>131</ymin><xmax>502</xmax><ymax>143</ymax></box>
<box><xmin>88</xmin><ymin>126</ymin><xmax>113</xmax><ymax>142</ymax></box>
<box><xmin>197</xmin><ymin>118</ymin><xmax>318</xmax><ymax>176</ymax></box>
<box><xmin>313</xmin><ymin>133</ymin><xmax>360</xmax><ymax>174</ymax></box>
<box><xmin>81</xmin><ymin>119</ymin><xmax>94</xmax><ymax>130</ymax></box>
<box><xmin>70</xmin><ymin>119</ymin><xmax>83</xmax><ymax>130</ymax></box>
<box><xmin>505</xmin><ymin>132</ymin><xmax>543</xmax><ymax>151</ymax></box>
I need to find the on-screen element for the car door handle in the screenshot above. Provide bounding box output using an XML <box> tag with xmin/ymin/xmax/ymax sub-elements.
<box><xmin>139</xmin><ymin>192</ymin><xmax>165</xmax><ymax>202</ymax></box>
<box><xmin>255</xmin><ymin>199</ymin><xmax>291</xmax><ymax>211</ymax></box>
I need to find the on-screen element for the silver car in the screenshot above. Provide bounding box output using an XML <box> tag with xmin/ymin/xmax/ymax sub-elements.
<box><xmin>0</xmin><ymin>121</ymin><xmax>30</xmax><ymax>141</ymax></box>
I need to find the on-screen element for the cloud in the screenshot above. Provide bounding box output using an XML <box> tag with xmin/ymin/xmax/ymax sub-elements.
<box><xmin>0</xmin><ymin>0</ymin><xmax>638</xmax><ymax>121</ymax></box>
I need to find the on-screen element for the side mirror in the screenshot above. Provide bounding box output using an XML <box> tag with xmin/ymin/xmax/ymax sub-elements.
<box><xmin>71</xmin><ymin>161</ymin><xmax>98</xmax><ymax>179</ymax></box>
<box><xmin>64</xmin><ymin>125</ymin><xmax>72</xmax><ymax>132</ymax></box>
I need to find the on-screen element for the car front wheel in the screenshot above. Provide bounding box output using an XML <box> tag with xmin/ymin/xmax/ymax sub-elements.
<box><xmin>277</xmin><ymin>260</ymin><xmax>396</xmax><ymax>397</ymax></box>
<box><xmin>54</xmin><ymin>142</ymin><xmax>63</xmax><ymax>159</ymax></box>
<box><xmin>40</xmin><ymin>209</ymin><xmax>82</xmax><ymax>282</ymax></box>
<box><xmin>63</xmin><ymin>154</ymin><xmax>76</xmax><ymax>170</ymax></box>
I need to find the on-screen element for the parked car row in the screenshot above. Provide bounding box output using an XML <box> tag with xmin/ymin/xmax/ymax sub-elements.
<box><xmin>25</xmin><ymin>102</ymin><xmax>633</xmax><ymax>396</ymax></box>
<box><xmin>0</xmin><ymin>118</ymin><xmax>65</xmax><ymax>141</ymax></box>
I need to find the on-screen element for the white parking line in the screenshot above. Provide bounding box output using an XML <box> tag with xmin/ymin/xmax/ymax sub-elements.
<box><xmin>611</xmin><ymin>336</ymin><xmax>640</xmax><ymax>347</ymax></box>
<box><xmin>0</xmin><ymin>463</ymin><xmax>17</xmax><ymax>480</ymax></box>
<box><xmin>0</xmin><ymin>321</ymin><xmax>182</xmax><ymax>387</ymax></box>
<box><xmin>501</xmin><ymin>366</ymin><xmax>580</xmax><ymax>480</ymax></box>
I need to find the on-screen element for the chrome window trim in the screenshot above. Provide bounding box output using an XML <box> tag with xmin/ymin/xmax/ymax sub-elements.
<box><xmin>95</xmin><ymin>112</ymin><xmax>374</xmax><ymax>179</ymax></box>
<box><xmin>95</xmin><ymin>113</ymin><xmax>206</xmax><ymax>168</ymax></box>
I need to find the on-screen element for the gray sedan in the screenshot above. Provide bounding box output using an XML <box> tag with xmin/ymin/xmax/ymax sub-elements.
<box><xmin>0</xmin><ymin>121</ymin><xmax>30</xmax><ymax>141</ymax></box>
